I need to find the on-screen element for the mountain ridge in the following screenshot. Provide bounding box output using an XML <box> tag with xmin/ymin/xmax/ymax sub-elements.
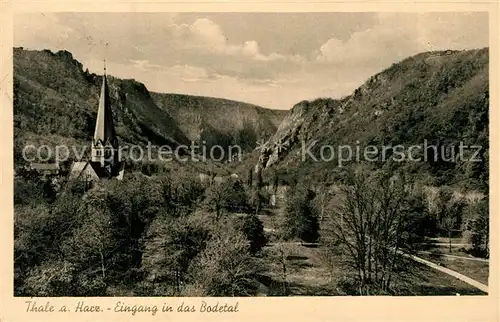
<box><xmin>256</xmin><ymin>48</ymin><xmax>489</xmax><ymax>190</ymax></box>
<box><xmin>13</xmin><ymin>47</ymin><xmax>287</xmax><ymax>163</ymax></box>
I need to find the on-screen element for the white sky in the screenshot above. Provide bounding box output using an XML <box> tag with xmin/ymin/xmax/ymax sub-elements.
<box><xmin>15</xmin><ymin>12</ymin><xmax>488</xmax><ymax>110</ymax></box>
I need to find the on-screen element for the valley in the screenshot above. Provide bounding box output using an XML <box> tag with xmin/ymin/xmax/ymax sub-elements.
<box><xmin>13</xmin><ymin>46</ymin><xmax>489</xmax><ymax>297</ymax></box>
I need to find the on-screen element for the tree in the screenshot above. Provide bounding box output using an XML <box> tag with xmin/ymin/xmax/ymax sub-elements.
<box><xmin>14</xmin><ymin>185</ymin><xmax>117</xmax><ymax>296</ymax></box>
<box><xmin>315</xmin><ymin>188</ymin><xmax>332</xmax><ymax>223</ymax></box>
<box><xmin>282</xmin><ymin>188</ymin><xmax>319</xmax><ymax>243</ymax></box>
<box><xmin>470</xmin><ymin>199</ymin><xmax>489</xmax><ymax>258</ymax></box>
<box><xmin>14</xmin><ymin>169</ymin><xmax>46</xmax><ymax>205</ymax></box>
<box><xmin>14</xmin><ymin>190</ymin><xmax>87</xmax><ymax>295</ymax></box>
<box><xmin>205</xmin><ymin>182</ymin><xmax>233</xmax><ymax>220</ymax></box>
<box><xmin>225</xmin><ymin>180</ymin><xmax>248</xmax><ymax>212</ymax></box>
<box><xmin>249</xmin><ymin>187</ymin><xmax>263</xmax><ymax>216</ymax></box>
<box><xmin>268</xmin><ymin>243</ymin><xmax>294</xmax><ymax>296</ymax></box>
<box><xmin>247</xmin><ymin>168</ymin><xmax>253</xmax><ymax>187</ymax></box>
<box><xmin>326</xmin><ymin>169</ymin><xmax>417</xmax><ymax>294</ymax></box>
<box><xmin>235</xmin><ymin>214</ymin><xmax>267</xmax><ymax>254</ymax></box>
<box><xmin>404</xmin><ymin>187</ymin><xmax>433</xmax><ymax>246</ymax></box>
<box><xmin>161</xmin><ymin>173</ymin><xmax>205</xmax><ymax>217</ymax></box>
<box><xmin>187</xmin><ymin>224</ymin><xmax>260</xmax><ymax>296</ymax></box>
<box><xmin>23</xmin><ymin>260</ymin><xmax>78</xmax><ymax>296</ymax></box>
<box><xmin>205</xmin><ymin>180</ymin><xmax>247</xmax><ymax>219</ymax></box>
<box><xmin>141</xmin><ymin>215</ymin><xmax>211</xmax><ymax>295</ymax></box>
<box><xmin>441</xmin><ymin>214</ymin><xmax>457</xmax><ymax>253</ymax></box>
<box><xmin>59</xmin><ymin>197</ymin><xmax>118</xmax><ymax>295</ymax></box>
<box><xmin>435</xmin><ymin>188</ymin><xmax>465</xmax><ymax>252</ymax></box>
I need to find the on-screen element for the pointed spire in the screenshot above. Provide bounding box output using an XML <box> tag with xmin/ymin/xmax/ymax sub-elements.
<box><xmin>93</xmin><ymin>69</ymin><xmax>117</xmax><ymax>146</ymax></box>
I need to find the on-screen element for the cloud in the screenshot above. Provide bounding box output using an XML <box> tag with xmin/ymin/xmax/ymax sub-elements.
<box><xmin>416</xmin><ymin>12</ymin><xmax>489</xmax><ymax>51</ymax></box>
<box><xmin>14</xmin><ymin>13</ymin><xmax>489</xmax><ymax>110</ymax></box>
<box><xmin>167</xmin><ymin>65</ymin><xmax>210</xmax><ymax>82</ymax></box>
<box><xmin>316</xmin><ymin>12</ymin><xmax>488</xmax><ymax>68</ymax></box>
<box><xmin>129</xmin><ymin>60</ymin><xmax>162</xmax><ymax>71</ymax></box>
<box><xmin>170</xmin><ymin>18</ymin><xmax>294</xmax><ymax>63</ymax></box>
<box><xmin>171</xmin><ymin>18</ymin><xmax>227</xmax><ymax>53</ymax></box>
<box><xmin>15</xmin><ymin>13</ymin><xmax>75</xmax><ymax>49</ymax></box>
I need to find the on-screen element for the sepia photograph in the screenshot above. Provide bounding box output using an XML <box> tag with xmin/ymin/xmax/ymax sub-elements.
<box><xmin>11</xmin><ymin>11</ymin><xmax>490</xmax><ymax>300</ymax></box>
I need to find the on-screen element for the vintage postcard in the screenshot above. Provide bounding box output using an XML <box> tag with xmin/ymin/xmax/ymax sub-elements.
<box><xmin>0</xmin><ymin>1</ymin><xmax>498</xmax><ymax>321</ymax></box>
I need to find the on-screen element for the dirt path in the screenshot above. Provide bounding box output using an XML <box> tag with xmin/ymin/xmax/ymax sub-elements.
<box><xmin>418</xmin><ymin>250</ymin><xmax>489</xmax><ymax>263</ymax></box>
<box><xmin>400</xmin><ymin>251</ymin><xmax>489</xmax><ymax>293</ymax></box>
<box><xmin>417</xmin><ymin>243</ymin><xmax>471</xmax><ymax>247</ymax></box>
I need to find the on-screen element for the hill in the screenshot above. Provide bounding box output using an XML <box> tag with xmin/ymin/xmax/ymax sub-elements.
<box><xmin>152</xmin><ymin>92</ymin><xmax>286</xmax><ymax>152</ymax></box>
<box><xmin>13</xmin><ymin>47</ymin><xmax>286</xmax><ymax>164</ymax></box>
<box><xmin>256</xmin><ymin>48</ymin><xmax>489</xmax><ymax>191</ymax></box>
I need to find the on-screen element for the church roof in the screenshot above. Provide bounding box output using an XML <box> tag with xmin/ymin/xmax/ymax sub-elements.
<box><xmin>69</xmin><ymin>161</ymin><xmax>112</xmax><ymax>180</ymax></box>
<box><xmin>93</xmin><ymin>74</ymin><xmax>117</xmax><ymax>146</ymax></box>
<box><xmin>69</xmin><ymin>161</ymin><xmax>98</xmax><ymax>181</ymax></box>
<box><xmin>69</xmin><ymin>161</ymin><xmax>88</xmax><ymax>175</ymax></box>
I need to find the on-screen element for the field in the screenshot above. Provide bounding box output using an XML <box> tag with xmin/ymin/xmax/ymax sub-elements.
<box><xmin>255</xmin><ymin>243</ymin><xmax>486</xmax><ymax>296</ymax></box>
<box><xmin>416</xmin><ymin>242</ymin><xmax>489</xmax><ymax>286</ymax></box>
<box><xmin>251</xmin><ymin>209</ymin><xmax>488</xmax><ymax>296</ymax></box>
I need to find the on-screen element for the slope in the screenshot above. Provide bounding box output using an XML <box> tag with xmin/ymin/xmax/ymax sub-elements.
<box><xmin>152</xmin><ymin>92</ymin><xmax>287</xmax><ymax>152</ymax></box>
<box><xmin>257</xmin><ymin>48</ymin><xmax>489</xmax><ymax>190</ymax></box>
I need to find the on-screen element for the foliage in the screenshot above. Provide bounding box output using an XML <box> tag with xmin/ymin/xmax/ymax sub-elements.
<box><xmin>403</xmin><ymin>187</ymin><xmax>434</xmax><ymax>244</ymax></box>
<box><xmin>470</xmin><ymin>199</ymin><xmax>489</xmax><ymax>258</ymax></box>
<box><xmin>23</xmin><ymin>260</ymin><xmax>79</xmax><ymax>296</ymax></box>
<box><xmin>205</xmin><ymin>180</ymin><xmax>247</xmax><ymax>219</ymax></box>
<box><xmin>187</xmin><ymin>223</ymin><xmax>260</xmax><ymax>296</ymax></box>
<box><xmin>14</xmin><ymin>193</ymin><xmax>86</xmax><ymax>295</ymax></box>
<box><xmin>234</xmin><ymin>214</ymin><xmax>267</xmax><ymax>254</ymax></box>
<box><xmin>434</xmin><ymin>187</ymin><xmax>466</xmax><ymax>252</ymax></box>
<box><xmin>160</xmin><ymin>172</ymin><xmax>205</xmax><ymax>217</ymax></box>
<box><xmin>281</xmin><ymin>187</ymin><xmax>319</xmax><ymax>243</ymax></box>
<box><xmin>141</xmin><ymin>214</ymin><xmax>211</xmax><ymax>295</ymax></box>
<box><xmin>14</xmin><ymin>166</ymin><xmax>266</xmax><ymax>296</ymax></box>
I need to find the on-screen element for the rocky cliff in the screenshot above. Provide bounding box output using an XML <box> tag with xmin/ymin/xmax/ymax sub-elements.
<box><xmin>256</xmin><ymin>48</ymin><xmax>489</xmax><ymax>190</ymax></box>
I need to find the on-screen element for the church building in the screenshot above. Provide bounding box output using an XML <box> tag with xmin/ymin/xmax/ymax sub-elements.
<box><xmin>69</xmin><ymin>67</ymin><xmax>124</xmax><ymax>181</ymax></box>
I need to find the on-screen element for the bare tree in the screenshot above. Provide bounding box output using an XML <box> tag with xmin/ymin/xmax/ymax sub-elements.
<box><xmin>205</xmin><ymin>182</ymin><xmax>232</xmax><ymax>220</ymax></box>
<box><xmin>435</xmin><ymin>188</ymin><xmax>465</xmax><ymax>253</ymax></box>
<box><xmin>315</xmin><ymin>188</ymin><xmax>333</xmax><ymax>223</ymax></box>
<box><xmin>326</xmin><ymin>169</ymin><xmax>416</xmax><ymax>294</ymax></box>
<box><xmin>269</xmin><ymin>243</ymin><xmax>294</xmax><ymax>296</ymax></box>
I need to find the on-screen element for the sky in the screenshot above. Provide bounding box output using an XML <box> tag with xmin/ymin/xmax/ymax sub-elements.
<box><xmin>14</xmin><ymin>12</ymin><xmax>488</xmax><ymax>110</ymax></box>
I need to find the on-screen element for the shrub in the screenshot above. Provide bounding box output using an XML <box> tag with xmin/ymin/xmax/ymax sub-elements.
<box><xmin>281</xmin><ymin>187</ymin><xmax>319</xmax><ymax>243</ymax></box>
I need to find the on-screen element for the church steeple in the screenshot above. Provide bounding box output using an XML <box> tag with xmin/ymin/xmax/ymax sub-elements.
<box><xmin>93</xmin><ymin>65</ymin><xmax>116</xmax><ymax>146</ymax></box>
<box><xmin>70</xmin><ymin>58</ymin><xmax>125</xmax><ymax>182</ymax></box>
<box><xmin>91</xmin><ymin>64</ymin><xmax>119</xmax><ymax>174</ymax></box>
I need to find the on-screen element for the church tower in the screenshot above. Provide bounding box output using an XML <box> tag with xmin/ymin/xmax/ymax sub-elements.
<box><xmin>69</xmin><ymin>63</ymin><xmax>124</xmax><ymax>182</ymax></box>
<box><xmin>90</xmin><ymin>64</ymin><xmax>121</xmax><ymax>177</ymax></box>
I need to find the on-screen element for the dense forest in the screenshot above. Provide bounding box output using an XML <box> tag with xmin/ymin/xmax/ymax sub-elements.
<box><xmin>14</xmin><ymin>162</ymin><xmax>488</xmax><ymax>296</ymax></box>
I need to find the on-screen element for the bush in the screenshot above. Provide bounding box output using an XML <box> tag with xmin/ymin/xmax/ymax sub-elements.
<box><xmin>187</xmin><ymin>225</ymin><xmax>260</xmax><ymax>296</ymax></box>
<box><xmin>281</xmin><ymin>187</ymin><xmax>319</xmax><ymax>243</ymax></box>
<box><xmin>23</xmin><ymin>260</ymin><xmax>79</xmax><ymax>296</ymax></box>
<box><xmin>235</xmin><ymin>214</ymin><xmax>267</xmax><ymax>254</ymax></box>
<box><xmin>141</xmin><ymin>214</ymin><xmax>212</xmax><ymax>295</ymax></box>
